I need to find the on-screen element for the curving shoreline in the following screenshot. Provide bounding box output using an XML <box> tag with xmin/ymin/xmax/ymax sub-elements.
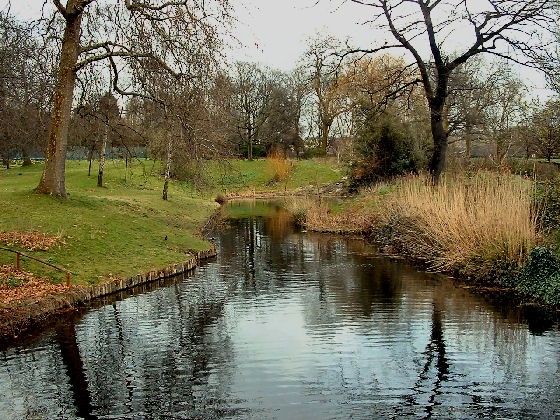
<box><xmin>0</xmin><ymin>247</ymin><xmax>217</xmax><ymax>347</ymax></box>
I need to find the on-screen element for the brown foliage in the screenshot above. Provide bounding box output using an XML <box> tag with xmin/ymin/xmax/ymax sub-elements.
<box><xmin>0</xmin><ymin>265</ymin><xmax>68</xmax><ymax>305</ymax></box>
<box><xmin>0</xmin><ymin>231</ymin><xmax>66</xmax><ymax>251</ymax></box>
<box><xmin>283</xmin><ymin>197</ymin><xmax>378</xmax><ymax>234</ymax></box>
<box><xmin>380</xmin><ymin>173</ymin><xmax>538</xmax><ymax>271</ymax></box>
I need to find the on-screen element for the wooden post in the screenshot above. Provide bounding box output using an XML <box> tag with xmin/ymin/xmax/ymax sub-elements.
<box><xmin>66</xmin><ymin>272</ymin><xmax>71</xmax><ymax>287</ymax></box>
<box><xmin>16</xmin><ymin>252</ymin><xmax>21</xmax><ymax>271</ymax></box>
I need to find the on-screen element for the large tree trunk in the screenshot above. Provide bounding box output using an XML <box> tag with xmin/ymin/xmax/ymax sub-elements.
<box><xmin>162</xmin><ymin>131</ymin><xmax>173</xmax><ymax>201</ymax></box>
<box><xmin>428</xmin><ymin>104</ymin><xmax>448</xmax><ymax>184</ymax></box>
<box><xmin>465</xmin><ymin>123</ymin><xmax>472</xmax><ymax>159</ymax></box>
<box><xmin>22</xmin><ymin>147</ymin><xmax>33</xmax><ymax>166</ymax></box>
<box><xmin>36</xmin><ymin>8</ymin><xmax>83</xmax><ymax>198</ymax></box>
<box><xmin>97</xmin><ymin>125</ymin><xmax>108</xmax><ymax>187</ymax></box>
<box><xmin>320</xmin><ymin>120</ymin><xmax>330</xmax><ymax>156</ymax></box>
<box><xmin>428</xmin><ymin>73</ymin><xmax>450</xmax><ymax>184</ymax></box>
<box><xmin>247</xmin><ymin>125</ymin><xmax>253</xmax><ymax>161</ymax></box>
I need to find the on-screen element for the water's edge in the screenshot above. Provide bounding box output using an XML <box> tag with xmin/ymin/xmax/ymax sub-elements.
<box><xmin>0</xmin><ymin>247</ymin><xmax>217</xmax><ymax>347</ymax></box>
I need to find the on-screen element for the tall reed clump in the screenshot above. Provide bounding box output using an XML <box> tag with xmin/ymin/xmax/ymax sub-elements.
<box><xmin>381</xmin><ymin>172</ymin><xmax>539</xmax><ymax>273</ymax></box>
<box><xmin>266</xmin><ymin>151</ymin><xmax>294</xmax><ymax>190</ymax></box>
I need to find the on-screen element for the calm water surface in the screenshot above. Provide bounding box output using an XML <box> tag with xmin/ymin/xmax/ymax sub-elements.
<box><xmin>1</xmin><ymin>200</ymin><xmax>560</xmax><ymax>419</ymax></box>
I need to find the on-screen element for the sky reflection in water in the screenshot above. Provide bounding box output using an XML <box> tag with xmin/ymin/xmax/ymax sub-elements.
<box><xmin>1</xmin><ymin>200</ymin><xmax>559</xmax><ymax>419</ymax></box>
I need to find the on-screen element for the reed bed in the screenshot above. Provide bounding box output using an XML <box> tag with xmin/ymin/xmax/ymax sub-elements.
<box><xmin>382</xmin><ymin>172</ymin><xmax>538</xmax><ymax>271</ymax></box>
<box><xmin>266</xmin><ymin>152</ymin><xmax>294</xmax><ymax>188</ymax></box>
<box><xmin>282</xmin><ymin>196</ymin><xmax>377</xmax><ymax>233</ymax></box>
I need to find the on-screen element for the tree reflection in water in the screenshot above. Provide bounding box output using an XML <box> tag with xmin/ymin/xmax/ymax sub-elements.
<box><xmin>0</xmin><ymin>199</ymin><xmax>559</xmax><ymax>419</ymax></box>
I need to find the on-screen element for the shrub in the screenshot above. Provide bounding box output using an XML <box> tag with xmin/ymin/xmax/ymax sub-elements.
<box><xmin>301</xmin><ymin>147</ymin><xmax>326</xmax><ymax>159</ymax></box>
<box><xmin>215</xmin><ymin>194</ymin><xmax>227</xmax><ymax>205</ymax></box>
<box><xmin>246</xmin><ymin>143</ymin><xmax>266</xmax><ymax>159</ymax></box>
<box><xmin>350</xmin><ymin>113</ymin><xmax>423</xmax><ymax>189</ymax></box>
<box><xmin>172</xmin><ymin>159</ymin><xmax>213</xmax><ymax>191</ymax></box>
<box><xmin>533</xmin><ymin>181</ymin><xmax>560</xmax><ymax>233</ymax></box>
<box><xmin>282</xmin><ymin>197</ymin><xmax>313</xmax><ymax>227</ymax></box>
<box><xmin>446</xmin><ymin>157</ymin><xmax>560</xmax><ymax>181</ymax></box>
<box><xmin>517</xmin><ymin>247</ymin><xmax>560</xmax><ymax>305</ymax></box>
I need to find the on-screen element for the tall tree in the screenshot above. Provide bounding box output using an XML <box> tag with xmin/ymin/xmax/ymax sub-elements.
<box><xmin>485</xmin><ymin>65</ymin><xmax>525</xmax><ymax>164</ymax></box>
<box><xmin>230</xmin><ymin>62</ymin><xmax>274</xmax><ymax>160</ymax></box>
<box><xmin>305</xmin><ymin>35</ymin><xmax>352</xmax><ymax>155</ymax></box>
<box><xmin>532</xmin><ymin>99</ymin><xmax>560</xmax><ymax>161</ymax></box>
<box><xmin>347</xmin><ymin>0</ymin><xmax>554</xmax><ymax>182</ymax></box>
<box><xmin>0</xmin><ymin>11</ymin><xmax>52</xmax><ymax>168</ymax></box>
<box><xmin>259</xmin><ymin>70</ymin><xmax>305</xmax><ymax>155</ymax></box>
<box><xmin>96</xmin><ymin>92</ymin><xmax>120</xmax><ymax>187</ymax></box>
<box><xmin>446</xmin><ymin>58</ymin><xmax>505</xmax><ymax>158</ymax></box>
<box><xmin>36</xmin><ymin>0</ymin><xmax>230</xmax><ymax>198</ymax></box>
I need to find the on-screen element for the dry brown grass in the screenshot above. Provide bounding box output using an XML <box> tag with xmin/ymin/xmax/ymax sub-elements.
<box><xmin>266</xmin><ymin>151</ymin><xmax>294</xmax><ymax>188</ymax></box>
<box><xmin>381</xmin><ymin>172</ymin><xmax>538</xmax><ymax>271</ymax></box>
<box><xmin>283</xmin><ymin>196</ymin><xmax>377</xmax><ymax>233</ymax></box>
<box><xmin>282</xmin><ymin>171</ymin><xmax>539</xmax><ymax>275</ymax></box>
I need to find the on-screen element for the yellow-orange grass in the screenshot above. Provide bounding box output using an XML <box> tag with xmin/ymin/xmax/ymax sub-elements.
<box><xmin>283</xmin><ymin>197</ymin><xmax>376</xmax><ymax>233</ymax></box>
<box><xmin>383</xmin><ymin>172</ymin><xmax>538</xmax><ymax>271</ymax></box>
<box><xmin>266</xmin><ymin>152</ymin><xmax>294</xmax><ymax>185</ymax></box>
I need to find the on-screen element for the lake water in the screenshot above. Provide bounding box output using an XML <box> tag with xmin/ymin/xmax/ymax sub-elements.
<box><xmin>1</xmin><ymin>200</ymin><xmax>559</xmax><ymax>419</ymax></box>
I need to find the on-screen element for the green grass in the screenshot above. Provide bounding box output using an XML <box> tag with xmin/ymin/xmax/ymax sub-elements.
<box><xmin>0</xmin><ymin>158</ymin><xmax>344</xmax><ymax>286</ymax></box>
<box><xmin>0</xmin><ymin>160</ymin><xmax>216</xmax><ymax>285</ymax></box>
<box><xmin>208</xmin><ymin>158</ymin><xmax>344</xmax><ymax>193</ymax></box>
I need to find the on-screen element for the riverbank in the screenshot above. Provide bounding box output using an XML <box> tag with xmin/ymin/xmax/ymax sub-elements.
<box><xmin>4</xmin><ymin>198</ymin><xmax>558</xmax><ymax>419</ymax></box>
<box><xmin>283</xmin><ymin>171</ymin><xmax>560</xmax><ymax>307</ymax></box>
<box><xmin>0</xmin><ymin>158</ymin><xmax>344</xmax><ymax>343</ymax></box>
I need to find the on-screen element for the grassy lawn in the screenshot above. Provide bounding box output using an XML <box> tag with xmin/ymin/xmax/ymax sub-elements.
<box><xmin>0</xmin><ymin>158</ymin><xmax>344</xmax><ymax>286</ymax></box>
<box><xmin>209</xmin><ymin>158</ymin><xmax>344</xmax><ymax>193</ymax></box>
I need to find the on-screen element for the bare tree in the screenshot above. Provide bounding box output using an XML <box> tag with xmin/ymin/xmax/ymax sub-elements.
<box><xmin>305</xmin><ymin>35</ymin><xmax>353</xmax><ymax>155</ymax></box>
<box><xmin>35</xmin><ymin>0</ymin><xmax>231</xmax><ymax>198</ymax></box>
<box><xmin>258</xmin><ymin>70</ymin><xmax>306</xmax><ymax>156</ymax></box>
<box><xmin>347</xmin><ymin>0</ymin><xmax>554</xmax><ymax>182</ymax></box>
<box><xmin>531</xmin><ymin>99</ymin><xmax>560</xmax><ymax>161</ymax></box>
<box><xmin>534</xmin><ymin>5</ymin><xmax>560</xmax><ymax>94</ymax></box>
<box><xmin>446</xmin><ymin>58</ymin><xmax>504</xmax><ymax>158</ymax></box>
<box><xmin>0</xmin><ymin>10</ymin><xmax>53</xmax><ymax>168</ymax></box>
<box><xmin>96</xmin><ymin>92</ymin><xmax>120</xmax><ymax>187</ymax></box>
<box><xmin>485</xmin><ymin>65</ymin><xmax>526</xmax><ymax>164</ymax></box>
<box><xmin>229</xmin><ymin>62</ymin><xmax>274</xmax><ymax>160</ymax></box>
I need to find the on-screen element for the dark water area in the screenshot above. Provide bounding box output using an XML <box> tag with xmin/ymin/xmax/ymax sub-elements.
<box><xmin>1</xmin><ymin>200</ymin><xmax>560</xmax><ymax>419</ymax></box>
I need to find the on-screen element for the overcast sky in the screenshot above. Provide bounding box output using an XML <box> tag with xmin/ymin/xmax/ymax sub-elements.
<box><xmin>4</xmin><ymin>0</ymin><xmax>373</xmax><ymax>69</ymax></box>
<box><xmin>2</xmin><ymin>0</ymin><xmax>552</xmax><ymax>96</ymax></box>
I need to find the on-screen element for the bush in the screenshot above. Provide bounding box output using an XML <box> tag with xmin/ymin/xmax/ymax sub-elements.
<box><xmin>533</xmin><ymin>181</ymin><xmax>560</xmax><ymax>232</ymax></box>
<box><xmin>215</xmin><ymin>193</ymin><xmax>227</xmax><ymax>205</ymax></box>
<box><xmin>282</xmin><ymin>197</ymin><xmax>313</xmax><ymax>227</ymax></box>
<box><xmin>301</xmin><ymin>147</ymin><xmax>325</xmax><ymax>160</ymax></box>
<box><xmin>446</xmin><ymin>157</ymin><xmax>560</xmax><ymax>181</ymax></box>
<box><xmin>172</xmin><ymin>159</ymin><xmax>213</xmax><ymax>191</ymax></box>
<box><xmin>517</xmin><ymin>247</ymin><xmax>560</xmax><ymax>305</ymax></box>
<box><xmin>266</xmin><ymin>151</ymin><xmax>294</xmax><ymax>188</ymax></box>
<box><xmin>246</xmin><ymin>144</ymin><xmax>267</xmax><ymax>159</ymax></box>
<box><xmin>350</xmin><ymin>113</ymin><xmax>423</xmax><ymax>189</ymax></box>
